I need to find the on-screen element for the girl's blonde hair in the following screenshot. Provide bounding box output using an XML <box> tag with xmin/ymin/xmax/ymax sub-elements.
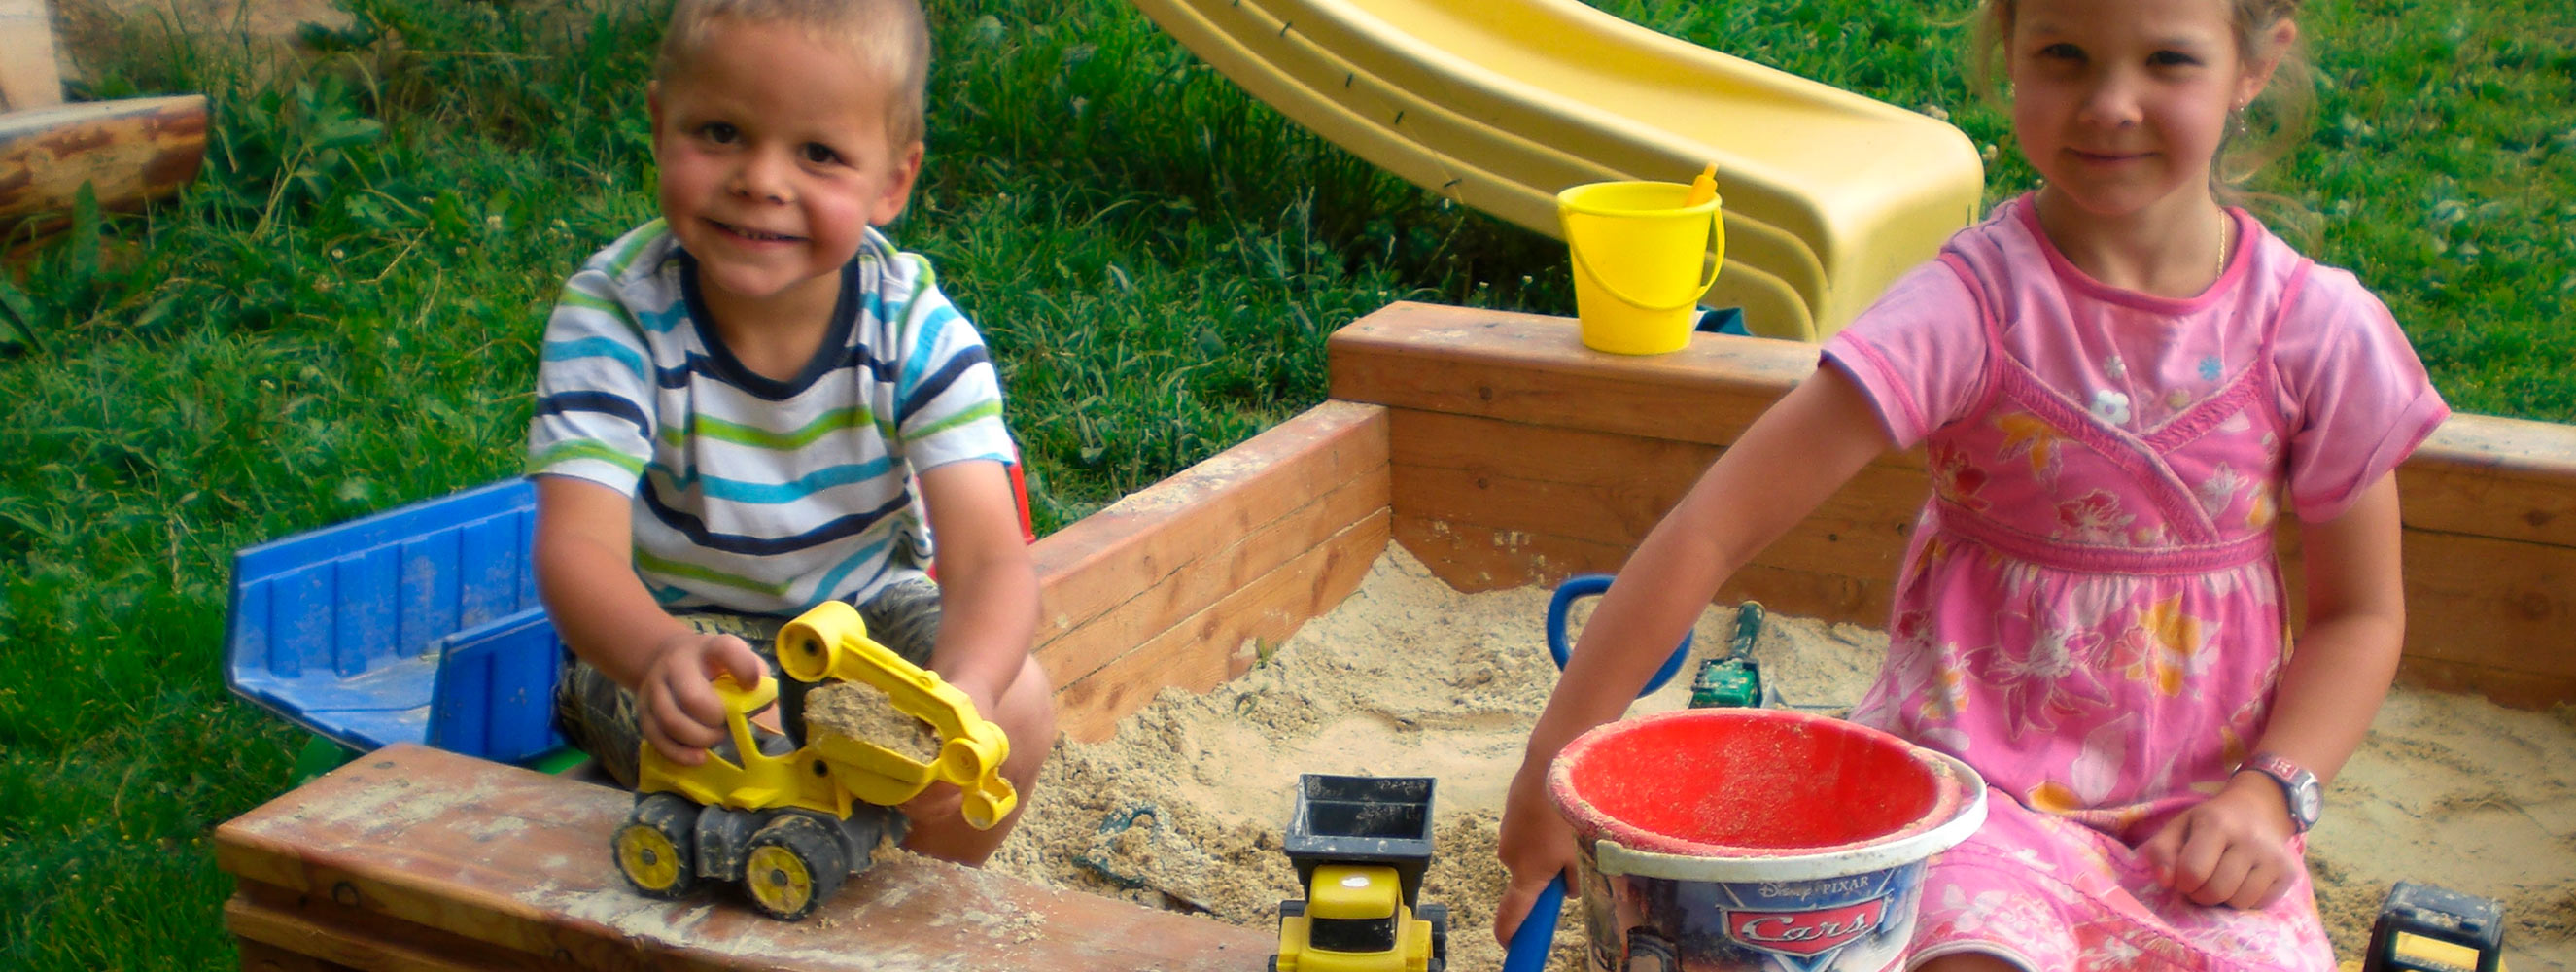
<box><xmin>656</xmin><ymin>0</ymin><xmax>932</xmax><ymax>150</ymax></box>
<box><xmin>1972</xmin><ymin>0</ymin><xmax>2316</xmax><ymax>225</ymax></box>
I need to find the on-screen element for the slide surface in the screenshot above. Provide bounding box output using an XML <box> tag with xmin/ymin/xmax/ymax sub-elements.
<box><xmin>1125</xmin><ymin>0</ymin><xmax>1984</xmax><ymax>340</ymax></box>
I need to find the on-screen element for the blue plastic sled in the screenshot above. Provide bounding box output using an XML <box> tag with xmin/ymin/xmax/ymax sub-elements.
<box><xmin>224</xmin><ymin>477</ymin><xmax>566</xmax><ymax>764</ymax></box>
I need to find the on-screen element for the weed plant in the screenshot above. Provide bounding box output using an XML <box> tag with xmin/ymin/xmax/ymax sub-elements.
<box><xmin>0</xmin><ymin>0</ymin><xmax>2566</xmax><ymax>966</ymax></box>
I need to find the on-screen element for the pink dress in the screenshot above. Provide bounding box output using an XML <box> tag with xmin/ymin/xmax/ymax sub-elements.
<box><xmin>1821</xmin><ymin>196</ymin><xmax>2449</xmax><ymax>971</ymax></box>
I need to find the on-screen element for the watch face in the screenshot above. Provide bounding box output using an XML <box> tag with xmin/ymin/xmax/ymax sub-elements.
<box><xmin>2292</xmin><ymin>780</ymin><xmax>2322</xmax><ymax>824</ymax></box>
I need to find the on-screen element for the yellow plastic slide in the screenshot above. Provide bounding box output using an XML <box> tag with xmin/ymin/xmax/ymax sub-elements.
<box><xmin>1124</xmin><ymin>0</ymin><xmax>1986</xmax><ymax>341</ymax></box>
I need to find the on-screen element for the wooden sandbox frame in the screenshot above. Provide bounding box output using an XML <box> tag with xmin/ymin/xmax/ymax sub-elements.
<box><xmin>216</xmin><ymin>301</ymin><xmax>2576</xmax><ymax>970</ymax></box>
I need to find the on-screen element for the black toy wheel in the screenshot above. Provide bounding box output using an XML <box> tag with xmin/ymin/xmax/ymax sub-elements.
<box><xmin>1419</xmin><ymin>903</ymin><xmax>1450</xmax><ymax>971</ymax></box>
<box><xmin>613</xmin><ymin>793</ymin><xmax>701</xmax><ymax>899</ymax></box>
<box><xmin>742</xmin><ymin>813</ymin><xmax>848</xmax><ymax>920</ymax></box>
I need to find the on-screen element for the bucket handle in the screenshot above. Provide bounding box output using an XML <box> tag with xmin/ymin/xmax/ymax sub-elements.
<box><xmin>1558</xmin><ymin>205</ymin><xmax>1723</xmax><ymax>314</ymax></box>
<box><xmin>1547</xmin><ymin>573</ymin><xmax>1692</xmax><ymax>697</ymax></box>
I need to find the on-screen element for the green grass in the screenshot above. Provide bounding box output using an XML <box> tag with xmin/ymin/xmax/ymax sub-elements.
<box><xmin>0</xmin><ymin>0</ymin><xmax>2566</xmax><ymax>966</ymax></box>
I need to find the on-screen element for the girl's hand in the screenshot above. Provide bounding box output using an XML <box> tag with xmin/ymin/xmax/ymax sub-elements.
<box><xmin>2140</xmin><ymin>773</ymin><xmax>2302</xmax><ymax>909</ymax></box>
<box><xmin>1493</xmin><ymin>750</ymin><xmax>1580</xmax><ymax>945</ymax></box>
<box><xmin>636</xmin><ymin>631</ymin><xmax>768</xmax><ymax>765</ymax></box>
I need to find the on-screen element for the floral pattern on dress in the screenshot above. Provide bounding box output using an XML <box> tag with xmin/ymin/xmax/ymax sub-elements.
<box><xmin>2058</xmin><ymin>488</ymin><xmax>2137</xmax><ymax>543</ymax></box>
<box><xmin>1994</xmin><ymin>412</ymin><xmax>2071</xmax><ymax>484</ymax></box>
<box><xmin>1851</xmin><ymin>307</ymin><xmax>2330</xmax><ymax>970</ymax></box>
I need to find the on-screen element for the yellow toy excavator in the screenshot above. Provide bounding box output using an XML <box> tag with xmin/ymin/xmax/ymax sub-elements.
<box><xmin>609</xmin><ymin>601</ymin><xmax>1017</xmax><ymax>920</ymax></box>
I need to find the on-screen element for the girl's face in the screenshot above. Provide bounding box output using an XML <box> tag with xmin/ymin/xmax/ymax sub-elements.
<box><xmin>2006</xmin><ymin>0</ymin><xmax>2280</xmax><ymax>222</ymax></box>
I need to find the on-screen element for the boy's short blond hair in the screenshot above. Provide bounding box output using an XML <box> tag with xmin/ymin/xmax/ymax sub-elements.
<box><xmin>656</xmin><ymin>0</ymin><xmax>931</xmax><ymax>149</ymax></box>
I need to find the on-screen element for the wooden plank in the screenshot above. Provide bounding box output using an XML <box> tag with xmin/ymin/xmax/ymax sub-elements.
<box><xmin>1391</xmin><ymin>516</ymin><xmax>1893</xmax><ymax>625</ymax></box>
<box><xmin>1030</xmin><ymin>399</ymin><xmax>1388</xmax><ymax>646</ymax></box>
<box><xmin>214</xmin><ymin>746</ymin><xmax>1274</xmax><ymax>971</ymax></box>
<box><xmin>0</xmin><ymin>0</ymin><xmax>62</xmax><ymax>111</ymax></box>
<box><xmin>1328</xmin><ymin>300</ymin><xmax>1849</xmax><ymax>453</ymax></box>
<box><xmin>229</xmin><ymin>888</ymin><xmax>521</xmax><ymax>972</ymax></box>
<box><xmin>236</xmin><ymin>937</ymin><xmax>363</xmax><ymax>972</ymax></box>
<box><xmin>1387</xmin><ymin>408</ymin><xmax>1921</xmax><ymax>590</ymax></box>
<box><xmin>2382</xmin><ymin>657</ymin><xmax>2576</xmax><ymax>712</ymax></box>
<box><xmin>2276</xmin><ymin>525</ymin><xmax>2576</xmax><ymax>692</ymax></box>
<box><xmin>1330</xmin><ymin>300</ymin><xmax>2576</xmax><ymax>547</ymax></box>
<box><xmin>1035</xmin><ymin>467</ymin><xmax>1387</xmax><ymax>692</ymax></box>
<box><xmin>0</xmin><ymin>95</ymin><xmax>207</xmax><ymax>235</ymax></box>
<box><xmin>2402</xmin><ymin>412</ymin><xmax>2576</xmax><ymax>548</ymax></box>
<box><xmin>1055</xmin><ymin>511</ymin><xmax>1389</xmax><ymax>742</ymax></box>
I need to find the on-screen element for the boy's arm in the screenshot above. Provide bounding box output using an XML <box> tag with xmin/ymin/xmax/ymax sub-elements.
<box><xmin>912</xmin><ymin>458</ymin><xmax>1039</xmax><ymax>708</ymax></box>
<box><xmin>533</xmin><ymin>474</ymin><xmax>762</xmax><ymax>759</ymax></box>
<box><xmin>912</xmin><ymin>459</ymin><xmax>1040</xmax><ymax>706</ymax></box>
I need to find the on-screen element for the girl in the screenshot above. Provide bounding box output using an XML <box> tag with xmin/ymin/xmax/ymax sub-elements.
<box><xmin>1494</xmin><ymin>0</ymin><xmax>2449</xmax><ymax>967</ymax></box>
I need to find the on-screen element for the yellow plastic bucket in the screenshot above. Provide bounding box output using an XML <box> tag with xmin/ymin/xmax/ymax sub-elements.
<box><xmin>1557</xmin><ymin>180</ymin><xmax>1724</xmax><ymax>355</ymax></box>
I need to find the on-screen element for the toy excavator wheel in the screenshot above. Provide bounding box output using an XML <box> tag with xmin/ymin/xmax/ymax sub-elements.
<box><xmin>614</xmin><ymin>793</ymin><xmax>700</xmax><ymax>899</ymax></box>
<box><xmin>743</xmin><ymin>814</ymin><xmax>847</xmax><ymax>920</ymax></box>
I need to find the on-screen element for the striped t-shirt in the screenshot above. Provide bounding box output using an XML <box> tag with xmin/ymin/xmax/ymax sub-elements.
<box><xmin>525</xmin><ymin>220</ymin><xmax>1013</xmax><ymax>613</ymax></box>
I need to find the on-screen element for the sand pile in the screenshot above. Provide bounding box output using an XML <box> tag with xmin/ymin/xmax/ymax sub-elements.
<box><xmin>988</xmin><ymin>549</ymin><xmax>2576</xmax><ymax>971</ymax></box>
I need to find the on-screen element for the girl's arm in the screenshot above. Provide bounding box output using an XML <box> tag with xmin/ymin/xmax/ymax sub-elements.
<box><xmin>1494</xmin><ymin>365</ymin><xmax>1893</xmax><ymax>941</ymax></box>
<box><xmin>2260</xmin><ymin>470</ymin><xmax>2408</xmax><ymax>786</ymax></box>
<box><xmin>2144</xmin><ymin>471</ymin><xmax>2407</xmax><ymax>907</ymax></box>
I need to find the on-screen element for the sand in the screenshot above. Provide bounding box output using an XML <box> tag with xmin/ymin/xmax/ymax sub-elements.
<box><xmin>987</xmin><ymin>549</ymin><xmax>2576</xmax><ymax>971</ymax></box>
<box><xmin>808</xmin><ymin>682</ymin><xmax>946</xmax><ymax>764</ymax></box>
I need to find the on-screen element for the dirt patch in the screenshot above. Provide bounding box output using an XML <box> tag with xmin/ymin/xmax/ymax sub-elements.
<box><xmin>989</xmin><ymin>548</ymin><xmax>2576</xmax><ymax>971</ymax></box>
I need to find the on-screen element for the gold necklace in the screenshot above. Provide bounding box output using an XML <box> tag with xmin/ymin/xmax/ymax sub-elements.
<box><xmin>2216</xmin><ymin>212</ymin><xmax>2232</xmax><ymax>278</ymax></box>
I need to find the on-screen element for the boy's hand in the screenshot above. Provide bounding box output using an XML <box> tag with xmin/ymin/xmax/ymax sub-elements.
<box><xmin>636</xmin><ymin>630</ymin><xmax>768</xmax><ymax>765</ymax></box>
<box><xmin>2140</xmin><ymin>773</ymin><xmax>2301</xmax><ymax>909</ymax></box>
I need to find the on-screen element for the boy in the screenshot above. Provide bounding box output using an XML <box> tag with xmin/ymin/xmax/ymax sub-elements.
<box><xmin>527</xmin><ymin>0</ymin><xmax>1051</xmax><ymax>865</ymax></box>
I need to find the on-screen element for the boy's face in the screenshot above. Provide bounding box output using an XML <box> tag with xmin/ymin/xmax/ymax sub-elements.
<box><xmin>649</xmin><ymin>17</ymin><xmax>922</xmax><ymax>315</ymax></box>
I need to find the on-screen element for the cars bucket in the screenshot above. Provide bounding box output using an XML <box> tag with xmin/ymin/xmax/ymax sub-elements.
<box><xmin>1545</xmin><ymin>708</ymin><xmax>1986</xmax><ymax>972</ymax></box>
<box><xmin>1556</xmin><ymin>180</ymin><xmax>1723</xmax><ymax>356</ymax></box>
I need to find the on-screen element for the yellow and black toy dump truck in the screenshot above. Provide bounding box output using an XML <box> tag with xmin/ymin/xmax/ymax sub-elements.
<box><xmin>1271</xmin><ymin>774</ymin><xmax>1450</xmax><ymax>972</ymax></box>
<box><xmin>609</xmin><ymin>600</ymin><xmax>1017</xmax><ymax>920</ymax></box>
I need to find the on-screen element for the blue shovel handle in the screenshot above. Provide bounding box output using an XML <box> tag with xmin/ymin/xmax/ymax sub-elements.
<box><xmin>1501</xmin><ymin>875</ymin><xmax>1567</xmax><ymax>972</ymax></box>
<box><xmin>1546</xmin><ymin>573</ymin><xmax>1692</xmax><ymax>697</ymax></box>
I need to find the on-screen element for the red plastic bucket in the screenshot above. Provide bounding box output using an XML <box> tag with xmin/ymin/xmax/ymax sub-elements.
<box><xmin>1547</xmin><ymin>709</ymin><xmax>1985</xmax><ymax>972</ymax></box>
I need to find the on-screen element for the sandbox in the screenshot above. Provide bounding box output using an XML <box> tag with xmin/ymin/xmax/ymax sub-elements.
<box><xmin>990</xmin><ymin>547</ymin><xmax>2575</xmax><ymax>971</ymax></box>
<box><xmin>216</xmin><ymin>301</ymin><xmax>2576</xmax><ymax>970</ymax></box>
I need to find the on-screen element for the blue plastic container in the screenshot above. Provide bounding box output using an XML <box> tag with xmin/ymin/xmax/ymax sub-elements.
<box><xmin>224</xmin><ymin>477</ymin><xmax>566</xmax><ymax>764</ymax></box>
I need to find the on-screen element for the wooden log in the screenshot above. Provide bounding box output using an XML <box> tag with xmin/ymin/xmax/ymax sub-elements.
<box><xmin>0</xmin><ymin>0</ymin><xmax>62</xmax><ymax>111</ymax></box>
<box><xmin>0</xmin><ymin>94</ymin><xmax>207</xmax><ymax>237</ymax></box>
<box><xmin>1331</xmin><ymin>300</ymin><xmax>2576</xmax><ymax>707</ymax></box>
<box><xmin>213</xmin><ymin>745</ymin><xmax>1275</xmax><ymax>971</ymax></box>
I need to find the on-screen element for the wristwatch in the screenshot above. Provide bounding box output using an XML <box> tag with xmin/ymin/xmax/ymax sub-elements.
<box><xmin>2238</xmin><ymin>751</ymin><xmax>2321</xmax><ymax>833</ymax></box>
